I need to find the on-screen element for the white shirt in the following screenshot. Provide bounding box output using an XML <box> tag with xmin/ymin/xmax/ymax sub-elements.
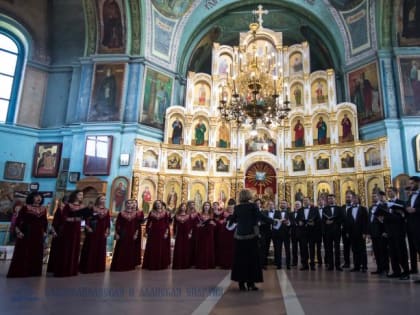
<box><xmin>304</xmin><ymin>208</ymin><xmax>309</xmax><ymax>220</ymax></box>
<box><xmin>370</xmin><ymin>204</ymin><xmax>377</xmax><ymax>222</ymax></box>
<box><xmin>281</xmin><ymin>211</ymin><xmax>286</xmax><ymax>219</ymax></box>
<box><xmin>352</xmin><ymin>206</ymin><xmax>358</xmax><ymax>220</ymax></box>
<box><xmin>330</xmin><ymin>206</ymin><xmax>335</xmax><ymax>216</ymax></box>
<box><xmin>411</xmin><ymin>192</ymin><xmax>419</xmax><ymax>208</ymax></box>
<box><xmin>319</xmin><ymin>208</ymin><xmax>323</xmax><ymax>218</ymax></box>
<box><xmin>268</xmin><ymin>210</ymin><xmax>275</xmax><ymax>219</ymax></box>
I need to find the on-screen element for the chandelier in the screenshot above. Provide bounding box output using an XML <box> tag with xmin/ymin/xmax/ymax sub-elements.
<box><xmin>218</xmin><ymin>17</ymin><xmax>290</xmax><ymax>128</ymax></box>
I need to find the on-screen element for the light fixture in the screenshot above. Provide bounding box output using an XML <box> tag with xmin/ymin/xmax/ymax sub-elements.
<box><xmin>218</xmin><ymin>9</ymin><xmax>291</xmax><ymax>128</ymax></box>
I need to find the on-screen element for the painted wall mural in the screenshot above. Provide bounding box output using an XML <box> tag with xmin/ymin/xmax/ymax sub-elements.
<box><xmin>151</xmin><ymin>0</ymin><xmax>194</xmax><ymax>19</ymax></box>
<box><xmin>348</xmin><ymin>62</ymin><xmax>383</xmax><ymax>126</ymax></box>
<box><xmin>152</xmin><ymin>10</ymin><xmax>176</xmax><ymax>60</ymax></box>
<box><xmin>399</xmin><ymin>0</ymin><xmax>420</xmax><ymax>46</ymax></box>
<box><xmin>140</xmin><ymin>68</ymin><xmax>173</xmax><ymax>129</ymax></box>
<box><xmin>398</xmin><ymin>57</ymin><xmax>420</xmax><ymax>115</ymax></box>
<box><xmin>96</xmin><ymin>0</ymin><xmax>126</xmax><ymax>53</ymax></box>
<box><xmin>89</xmin><ymin>64</ymin><xmax>125</xmax><ymax>122</ymax></box>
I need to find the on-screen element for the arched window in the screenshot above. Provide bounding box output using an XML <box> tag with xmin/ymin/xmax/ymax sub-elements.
<box><xmin>0</xmin><ymin>31</ymin><xmax>24</xmax><ymax>123</ymax></box>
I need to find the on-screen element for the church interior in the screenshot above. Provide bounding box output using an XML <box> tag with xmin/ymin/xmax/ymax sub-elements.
<box><xmin>0</xmin><ymin>1</ymin><xmax>420</xmax><ymax>314</ymax></box>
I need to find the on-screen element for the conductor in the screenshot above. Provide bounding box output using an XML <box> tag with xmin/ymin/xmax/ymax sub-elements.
<box><xmin>227</xmin><ymin>189</ymin><xmax>280</xmax><ymax>291</ymax></box>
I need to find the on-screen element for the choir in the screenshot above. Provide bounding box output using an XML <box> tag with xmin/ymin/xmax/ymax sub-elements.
<box><xmin>5</xmin><ymin>176</ymin><xmax>420</xmax><ymax>286</ymax></box>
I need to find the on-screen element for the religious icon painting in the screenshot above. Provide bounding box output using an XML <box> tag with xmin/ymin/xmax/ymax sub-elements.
<box><xmin>315</xmin><ymin>153</ymin><xmax>330</xmax><ymax>170</ymax></box>
<box><xmin>140</xmin><ymin>67</ymin><xmax>173</xmax><ymax>130</ymax></box>
<box><xmin>292</xmin><ymin>156</ymin><xmax>305</xmax><ymax>172</ymax></box>
<box><xmin>3</xmin><ymin>161</ymin><xmax>25</xmax><ymax>181</ymax></box>
<box><xmin>217</xmin><ymin>122</ymin><xmax>230</xmax><ymax>148</ymax></box>
<box><xmin>311</xmin><ymin>79</ymin><xmax>328</xmax><ymax>104</ymax></box>
<box><xmin>110</xmin><ymin>176</ymin><xmax>129</xmax><ymax>215</ymax></box>
<box><xmin>347</xmin><ymin>62</ymin><xmax>383</xmax><ymax>126</ymax></box>
<box><xmin>313</xmin><ymin>115</ymin><xmax>329</xmax><ymax>145</ymax></box>
<box><xmin>398</xmin><ymin>1</ymin><xmax>420</xmax><ymax>46</ymax></box>
<box><xmin>191</xmin><ymin>156</ymin><xmax>207</xmax><ymax>171</ymax></box>
<box><xmin>294</xmin><ymin>183</ymin><xmax>306</xmax><ymax>203</ymax></box>
<box><xmin>364</xmin><ymin>148</ymin><xmax>381</xmax><ymax>167</ymax></box>
<box><xmin>96</xmin><ymin>0</ymin><xmax>126</xmax><ymax>53</ymax></box>
<box><xmin>216</xmin><ymin>157</ymin><xmax>229</xmax><ymax>172</ymax></box>
<box><xmin>192</xmin><ymin>118</ymin><xmax>209</xmax><ymax>146</ymax></box>
<box><xmin>195</xmin><ymin>82</ymin><xmax>210</xmax><ymax>107</ymax></box>
<box><xmin>32</xmin><ymin>143</ymin><xmax>62</xmax><ymax>178</ymax></box>
<box><xmin>165</xmin><ymin>181</ymin><xmax>181</xmax><ymax>213</ymax></box>
<box><xmin>214</xmin><ymin>182</ymin><xmax>229</xmax><ymax>207</ymax></box>
<box><xmin>218</xmin><ymin>54</ymin><xmax>232</xmax><ymax>76</ymax></box>
<box><xmin>342</xmin><ymin>179</ymin><xmax>356</xmax><ymax>202</ymax></box>
<box><xmin>190</xmin><ymin>182</ymin><xmax>206</xmax><ymax>211</ymax></box>
<box><xmin>291</xmin><ymin>83</ymin><xmax>304</xmax><ymax>107</ymax></box>
<box><xmin>397</xmin><ymin>56</ymin><xmax>420</xmax><ymax>116</ymax></box>
<box><xmin>142</xmin><ymin>150</ymin><xmax>158</xmax><ymax>169</ymax></box>
<box><xmin>290</xmin><ymin>52</ymin><xmax>303</xmax><ymax>74</ymax></box>
<box><xmin>367</xmin><ymin>177</ymin><xmax>383</xmax><ymax>205</ymax></box>
<box><xmin>139</xmin><ymin>179</ymin><xmax>155</xmax><ymax>214</ymax></box>
<box><xmin>167</xmin><ymin>153</ymin><xmax>182</xmax><ymax>170</ymax></box>
<box><xmin>316</xmin><ymin>182</ymin><xmax>331</xmax><ymax>200</ymax></box>
<box><xmin>338</xmin><ymin>112</ymin><xmax>355</xmax><ymax>143</ymax></box>
<box><xmin>88</xmin><ymin>63</ymin><xmax>125</xmax><ymax>122</ymax></box>
<box><xmin>170</xmin><ymin>116</ymin><xmax>184</xmax><ymax>145</ymax></box>
<box><xmin>341</xmin><ymin>152</ymin><xmax>355</xmax><ymax>168</ymax></box>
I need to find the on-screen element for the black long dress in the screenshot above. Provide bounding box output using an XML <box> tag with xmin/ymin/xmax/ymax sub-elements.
<box><xmin>228</xmin><ymin>202</ymin><xmax>274</xmax><ymax>284</ymax></box>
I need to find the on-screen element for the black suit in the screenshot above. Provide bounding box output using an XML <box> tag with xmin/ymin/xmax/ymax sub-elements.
<box><xmin>296</xmin><ymin>207</ymin><xmax>320</xmax><ymax>268</ymax></box>
<box><xmin>289</xmin><ymin>211</ymin><xmax>299</xmax><ymax>266</ymax></box>
<box><xmin>368</xmin><ymin>203</ymin><xmax>389</xmax><ymax>273</ymax></box>
<box><xmin>346</xmin><ymin>205</ymin><xmax>368</xmax><ymax>270</ymax></box>
<box><xmin>323</xmin><ymin>205</ymin><xmax>344</xmax><ymax>269</ymax></box>
<box><xmin>406</xmin><ymin>192</ymin><xmax>420</xmax><ymax>272</ymax></box>
<box><xmin>259</xmin><ymin>209</ymin><xmax>273</xmax><ymax>267</ymax></box>
<box><xmin>384</xmin><ymin>198</ymin><xmax>409</xmax><ymax>275</ymax></box>
<box><xmin>314</xmin><ymin>207</ymin><xmax>324</xmax><ymax>265</ymax></box>
<box><xmin>341</xmin><ymin>204</ymin><xmax>352</xmax><ymax>266</ymax></box>
<box><xmin>272</xmin><ymin>210</ymin><xmax>291</xmax><ymax>268</ymax></box>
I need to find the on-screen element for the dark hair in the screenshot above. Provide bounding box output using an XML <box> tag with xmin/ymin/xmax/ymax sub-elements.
<box><xmin>94</xmin><ymin>194</ymin><xmax>105</xmax><ymax>206</ymax></box>
<box><xmin>152</xmin><ymin>200</ymin><xmax>161</xmax><ymax>211</ymax></box>
<box><xmin>61</xmin><ymin>195</ymin><xmax>69</xmax><ymax>204</ymax></box>
<box><xmin>202</xmin><ymin>201</ymin><xmax>211</xmax><ymax>212</ymax></box>
<box><xmin>68</xmin><ymin>190</ymin><xmax>82</xmax><ymax>203</ymax></box>
<box><xmin>387</xmin><ymin>186</ymin><xmax>398</xmax><ymax>193</ymax></box>
<box><xmin>409</xmin><ymin>176</ymin><xmax>420</xmax><ymax>183</ymax></box>
<box><xmin>176</xmin><ymin>202</ymin><xmax>187</xmax><ymax>215</ymax></box>
<box><xmin>378</xmin><ymin>191</ymin><xmax>386</xmax><ymax>196</ymax></box>
<box><xmin>254</xmin><ymin>198</ymin><xmax>262</xmax><ymax>203</ymax></box>
<box><xmin>327</xmin><ymin>194</ymin><xmax>335</xmax><ymax>198</ymax></box>
<box><xmin>227</xmin><ymin>198</ymin><xmax>236</xmax><ymax>206</ymax></box>
<box><xmin>26</xmin><ymin>192</ymin><xmax>44</xmax><ymax>205</ymax></box>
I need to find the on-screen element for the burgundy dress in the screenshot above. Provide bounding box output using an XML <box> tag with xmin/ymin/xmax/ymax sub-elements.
<box><xmin>79</xmin><ymin>207</ymin><xmax>111</xmax><ymax>273</ymax></box>
<box><xmin>142</xmin><ymin>210</ymin><xmax>171</xmax><ymax>270</ymax></box>
<box><xmin>110</xmin><ymin>211</ymin><xmax>142</xmax><ymax>272</ymax></box>
<box><xmin>194</xmin><ymin>214</ymin><xmax>216</xmax><ymax>269</ymax></box>
<box><xmin>53</xmin><ymin>203</ymin><xmax>84</xmax><ymax>277</ymax></box>
<box><xmin>215</xmin><ymin>211</ymin><xmax>235</xmax><ymax>269</ymax></box>
<box><xmin>172</xmin><ymin>214</ymin><xmax>192</xmax><ymax>269</ymax></box>
<box><xmin>7</xmin><ymin>205</ymin><xmax>48</xmax><ymax>277</ymax></box>
<box><xmin>189</xmin><ymin>212</ymin><xmax>200</xmax><ymax>266</ymax></box>
<box><xmin>134</xmin><ymin>210</ymin><xmax>145</xmax><ymax>266</ymax></box>
<box><xmin>47</xmin><ymin>206</ymin><xmax>63</xmax><ymax>273</ymax></box>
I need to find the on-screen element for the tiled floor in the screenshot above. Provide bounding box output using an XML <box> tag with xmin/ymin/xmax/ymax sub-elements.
<box><xmin>0</xmin><ymin>259</ymin><xmax>419</xmax><ymax>315</ymax></box>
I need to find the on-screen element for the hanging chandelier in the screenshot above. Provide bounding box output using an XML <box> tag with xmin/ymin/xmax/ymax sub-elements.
<box><xmin>218</xmin><ymin>18</ymin><xmax>290</xmax><ymax>128</ymax></box>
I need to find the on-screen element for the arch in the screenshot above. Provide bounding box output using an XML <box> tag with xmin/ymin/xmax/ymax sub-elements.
<box><xmin>0</xmin><ymin>14</ymin><xmax>30</xmax><ymax>123</ymax></box>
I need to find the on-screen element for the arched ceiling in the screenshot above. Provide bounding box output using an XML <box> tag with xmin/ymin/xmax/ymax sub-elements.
<box><xmin>186</xmin><ymin>3</ymin><xmax>341</xmax><ymax>75</ymax></box>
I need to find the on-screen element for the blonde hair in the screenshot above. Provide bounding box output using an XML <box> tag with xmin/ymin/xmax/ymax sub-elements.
<box><xmin>238</xmin><ymin>189</ymin><xmax>253</xmax><ymax>203</ymax></box>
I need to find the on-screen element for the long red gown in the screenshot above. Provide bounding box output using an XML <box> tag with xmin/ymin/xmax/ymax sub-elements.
<box><xmin>110</xmin><ymin>211</ymin><xmax>142</xmax><ymax>271</ymax></box>
<box><xmin>134</xmin><ymin>210</ymin><xmax>145</xmax><ymax>266</ymax></box>
<box><xmin>53</xmin><ymin>203</ymin><xmax>84</xmax><ymax>277</ymax></box>
<box><xmin>194</xmin><ymin>214</ymin><xmax>216</xmax><ymax>269</ymax></box>
<box><xmin>7</xmin><ymin>205</ymin><xmax>48</xmax><ymax>277</ymax></box>
<box><xmin>79</xmin><ymin>207</ymin><xmax>110</xmax><ymax>273</ymax></box>
<box><xmin>172</xmin><ymin>214</ymin><xmax>192</xmax><ymax>269</ymax></box>
<box><xmin>47</xmin><ymin>206</ymin><xmax>63</xmax><ymax>273</ymax></box>
<box><xmin>142</xmin><ymin>210</ymin><xmax>171</xmax><ymax>270</ymax></box>
<box><xmin>189</xmin><ymin>212</ymin><xmax>200</xmax><ymax>266</ymax></box>
<box><xmin>215</xmin><ymin>211</ymin><xmax>235</xmax><ymax>269</ymax></box>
